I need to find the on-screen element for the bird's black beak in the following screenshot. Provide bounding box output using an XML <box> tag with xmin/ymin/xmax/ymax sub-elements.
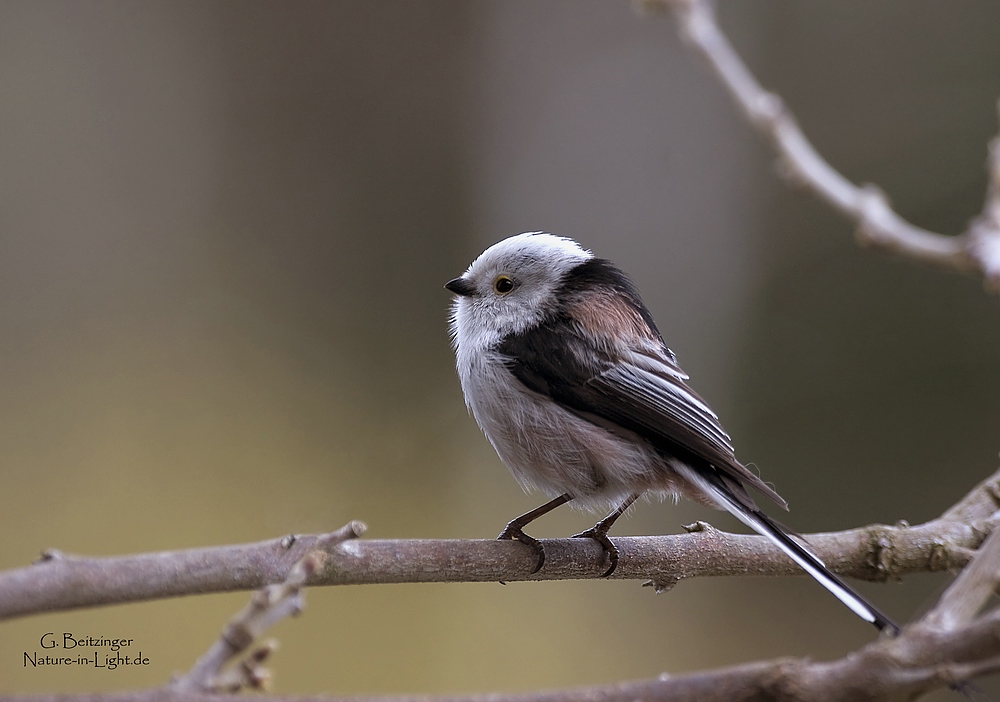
<box><xmin>445</xmin><ymin>277</ymin><xmax>475</xmax><ymax>297</ymax></box>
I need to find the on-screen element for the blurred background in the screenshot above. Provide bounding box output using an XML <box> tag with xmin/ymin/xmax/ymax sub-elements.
<box><xmin>1</xmin><ymin>1</ymin><xmax>999</xmax><ymax>699</ymax></box>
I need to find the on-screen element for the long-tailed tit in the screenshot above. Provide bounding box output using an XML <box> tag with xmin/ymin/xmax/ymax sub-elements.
<box><xmin>446</xmin><ymin>232</ymin><xmax>897</xmax><ymax>634</ymax></box>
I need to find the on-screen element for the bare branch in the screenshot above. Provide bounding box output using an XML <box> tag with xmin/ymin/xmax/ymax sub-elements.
<box><xmin>967</xmin><ymin>100</ymin><xmax>1000</xmax><ymax>287</ymax></box>
<box><xmin>653</xmin><ymin>0</ymin><xmax>1000</xmax><ymax>290</ymax></box>
<box><xmin>922</xmin><ymin>526</ymin><xmax>1000</xmax><ymax>632</ymax></box>
<box><xmin>170</xmin><ymin>526</ymin><xmax>362</xmax><ymax>693</ymax></box>
<box><xmin>0</xmin><ymin>521</ymin><xmax>368</xmax><ymax>621</ymax></box>
<box><xmin>10</xmin><ymin>609</ymin><xmax>1000</xmax><ymax>702</ymax></box>
<box><xmin>941</xmin><ymin>465</ymin><xmax>1000</xmax><ymax>523</ymax></box>
<box><xmin>3</xmin><ymin>468</ymin><xmax>999</xmax><ymax>621</ymax></box>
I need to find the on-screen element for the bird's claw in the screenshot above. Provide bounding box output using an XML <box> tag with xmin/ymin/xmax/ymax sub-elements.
<box><xmin>497</xmin><ymin>523</ymin><xmax>546</xmax><ymax>574</ymax></box>
<box><xmin>571</xmin><ymin>527</ymin><xmax>619</xmax><ymax>577</ymax></box>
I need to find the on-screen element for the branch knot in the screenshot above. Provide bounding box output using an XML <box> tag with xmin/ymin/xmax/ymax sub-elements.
<box><xmin>749</xmin><ymin>91</ymin><xmax>787</xmax><ymax>132</ymax></box>
<box><xmin>855</xmin><ymin>185</ymin><xmax>895</xmax><ymax>249</ymax></box>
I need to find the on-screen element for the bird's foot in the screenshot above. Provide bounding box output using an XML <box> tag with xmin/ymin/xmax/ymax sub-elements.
<box><xmin>497</xmin><ymin>522</ymin><xmax>546</xmax><ymax>574</ymax></box>
<box><xmin>571</xmin><ymin>526</ymin><xmax>620</xmax><ymax>577</ymax></box>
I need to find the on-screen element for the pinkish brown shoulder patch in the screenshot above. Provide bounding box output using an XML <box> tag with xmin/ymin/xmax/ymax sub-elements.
<box><xmin>566</xmin><ymin>290</ymin><xmax>659</xmax><ymax>345</ymax></box>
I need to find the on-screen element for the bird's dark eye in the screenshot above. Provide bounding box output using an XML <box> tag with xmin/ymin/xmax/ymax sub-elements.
<box><xmin>493</xmin><ymin>276</ymin><xmax>515</xmax><ymax>294</ymax></box>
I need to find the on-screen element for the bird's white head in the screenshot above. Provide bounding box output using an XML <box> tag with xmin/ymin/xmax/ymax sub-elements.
<box><xmin>446</xmin><ymin>232</ymin><xmax>593</xmax><ymax>351</ymax></box>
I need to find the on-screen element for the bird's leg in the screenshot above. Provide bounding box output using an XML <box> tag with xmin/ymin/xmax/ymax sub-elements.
<box><xmin>572</xmin><ymin>492</ymin><xmax>641</xmax><ymax>577</ymax></box>
<box><xmin>497</xmin><ymin>493</ymin><xmax>573</xmax><ymax>573</ymax></box>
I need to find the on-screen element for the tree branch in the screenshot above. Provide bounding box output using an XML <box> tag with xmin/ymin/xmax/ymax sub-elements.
<box><xmin>920</xmin><ymin>524</ymin><xmax>1000</xmax><ymax>632</ymax></box>
<box><xmin>650</xmin><ymin>0</ymin><xmax>1000</xmax><ymax>291</ymax></box>
<box><xmin>3</xmin><ymin>467</ymin><xmax>999</xmax><ymax>622</ymax></box>
<box><xmin>10</xmin><ymin>612</ymin><xmax>1000</xmax><ymax>702</ymax></box>
<box><xmin>170</xmin><ymin>525</ymin><xmax>362</xmax><ymax>694</ymax></box>
<box><xmin>12</xmin><ymin>514</ymin><xmax>1000</xmax><ymax>702</ymax></box>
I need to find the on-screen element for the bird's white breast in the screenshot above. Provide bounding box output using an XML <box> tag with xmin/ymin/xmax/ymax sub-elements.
<box><xmin>455</xmin><ymin>340</ymin><xmax>672</xmax><ymax>510</ymax></box>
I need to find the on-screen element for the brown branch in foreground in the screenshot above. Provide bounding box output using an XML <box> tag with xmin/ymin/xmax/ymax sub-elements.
<box><xmin>11</xmin><ymin>536</ymin><xmax>1000</xmax><ymax>702</ymax></box>
<box><xmin>2</xmin><ymin>467</ymin><xmax>999</xmax><ymax>622</ymax></box>
<box><xmin>648</xmin><ymin>0</ymin><xmax>1000</xmax><ymax>291</ymax></box>
<box><xmin>169</xmin><ymin>525</ymin><xmax>363</xmax><ymax>694</ymax></box>
<box><xmin>921</xmin><ymin>526</ymin><xmax>1000</xmax><ymax>633</ymax></box>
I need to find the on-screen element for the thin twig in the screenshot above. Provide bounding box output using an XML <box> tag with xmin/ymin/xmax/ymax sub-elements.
<box><xmin>968</xmin><ymin>100</ymin><xmax>1000</xmax><ymax>288</ymax></box>
<box><xmin>171</xmin><ymin>525</ymin><xmax>364</xmax><ymax>693</ymax></box>
<box><xmin>656</xmin><ymin>0</ymin><xmax>1000</xmax><ymax>290</ymax></box>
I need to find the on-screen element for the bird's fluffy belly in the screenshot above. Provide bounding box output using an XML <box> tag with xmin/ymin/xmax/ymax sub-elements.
<box><xmin>464</xmin><ymin>360</ymin><xmax>681</xmax><ymax>510</ymax></box>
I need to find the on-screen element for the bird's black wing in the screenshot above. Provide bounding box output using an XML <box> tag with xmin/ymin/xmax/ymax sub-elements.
<box><xmin>497</xmin><ymin>317</ymin><xmax>787</xmax><ymax>511</ymax></box>
<box><xmin>498</xmin><ymin>319</ymin><xmax>905</xmax><ymax>632</ymax></box>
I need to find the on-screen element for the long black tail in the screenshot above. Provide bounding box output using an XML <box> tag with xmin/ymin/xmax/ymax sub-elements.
<box><xmin>677</xmin><ymin>465</ymin><xmax>900</xmax><ymax>635</ymax></box>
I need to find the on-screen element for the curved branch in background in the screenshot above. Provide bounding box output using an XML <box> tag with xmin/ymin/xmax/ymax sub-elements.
<box><xmin>650</xmin><ymin>0</ymin><xmax>1000</xmax><ymax>291</ymax></box>
<box><xmin>2</xmin><ymin>467</ymin><xmax>999</xmax><ymax>622</ymax></box>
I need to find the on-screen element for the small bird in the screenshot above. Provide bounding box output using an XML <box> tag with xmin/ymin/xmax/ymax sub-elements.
<box><xmin>446</xmin><ymin>232</ymin><xmax>897</xmax><ymax>634</ymax></box>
